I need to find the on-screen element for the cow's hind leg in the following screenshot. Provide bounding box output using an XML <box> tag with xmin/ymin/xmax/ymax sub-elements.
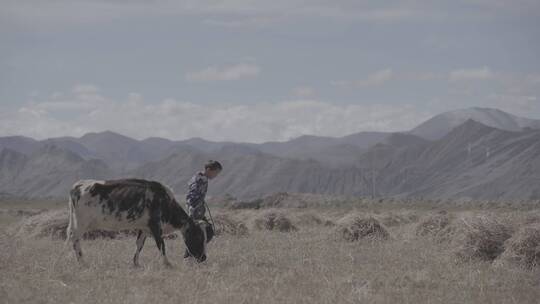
<box><xmin>72</xmin><ymin>226</ymin><xmax>91</xmax><ymax>266</ymax></box>
<box><xmin>133</xmin><ymin>230</ymin><xmax>147</xmax><ymax>267</ymax></box>
<box><xmin>68</xmin><ymin>216</ymin><xmax>85</xmax><ymax>263</ymax></box>
<box><xmin>69</xmin><ymin>229</ymin><xmax>84</xmax><ymax>265</ymax></box>
<box><xmin>71</xmin><ymin>224</ymin><xmax>85</xmax><ymax>264</ymax></box>
<box><xmin>149</xmin><ymin>220</ymin><xmax>171</xmax><ymax>267</ymax></box>
<box><xmin>67</xmin><ymin>196</ymin><xmax>84</xmax><ymax>263</ymax></box>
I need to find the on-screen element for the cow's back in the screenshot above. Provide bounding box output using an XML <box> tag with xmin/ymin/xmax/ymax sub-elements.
<box><xmin>70</xmin><ymin>179</ymin><xmax>153</xmax><ymax>231</ymax></box>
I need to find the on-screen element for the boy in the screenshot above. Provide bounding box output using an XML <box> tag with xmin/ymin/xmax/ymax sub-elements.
<box><xmin>184</xmin><ymin>160</ymin><xmax>222</xmax><ymax>259</ymax></box>
<box><xmin>185</xmin><ymin>160</ymin><xmax>222</xmax><ymax>220</ymax></box>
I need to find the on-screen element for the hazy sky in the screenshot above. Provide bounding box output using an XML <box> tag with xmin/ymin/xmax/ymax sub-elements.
<box><xmin>1</xmin><ymin>0</ymin><xmax>539</xmax><ymax>142</ymax></box>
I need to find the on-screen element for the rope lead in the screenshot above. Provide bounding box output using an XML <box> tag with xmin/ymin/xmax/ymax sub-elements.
<box><xmin>204</xmin><ymin>201</ymin><xmax>216</xmax><ymax>232</ymax></box>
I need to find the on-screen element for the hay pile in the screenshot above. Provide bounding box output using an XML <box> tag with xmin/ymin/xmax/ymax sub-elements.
<box><xmin>251</xmin><ymin>210</ymin><xmax>298</xmax><ymax>232</ymax></box>
<box><xmin>293</xmin><ymin>212</ymin><xmax>335</xmax><ymax>227</ymax></box>
<box><xmin>230</xmin><ymin>192</ymin><xmax>308</xmax><ymax>209</ymax></box>
<box><xmin>498</xmin><ymin>224</ymin><xmax>540</xmax><ymax>269</ymax></box>
<box><xmin>0</xmin><ymin>208</ymin><xmax>46</xmax><ymax>217</ymax></box>
<box><xmin>11</xmin><ymin>209</ymin><xmax>69</xmax><ymax>239</ymax></box>
<box><xmin>453</xmin><ymin>216</ymin><xmax>513</xmax><ymax>262</ymax></box>
<box><xmin>334</xmin><ymin>214</ymin><xmax>389</xmax><ymax>242</ymax></box>
<box><xmin>213</xmin><ymin>214</ymin><xmax>248</xmax><ymax>236</ymax></box>
<box><xmin>261</xmin><ymin>192</ymin><xmax>297</xmax><ymax>208</ymax></box>
<box><xmin>11</xmin><ymin>209</ymin><xmax>135</xmax><ymax>240</ymax></box>
<box><xmin>229</xmin><ymin>200</ymin><xmax>262</xmax><ymax>209</ymax></box>
<box><xmin>522</xmin><ymin>210</ymin><xmax>540</xmax><ymax>225</ymax></box>
<box><xmin>379</xmin><ymin>211</ymin><xmax>419</xmax><ymax>227</ymax></box>
<box><xmin>415</xmin><ymin>211</ymin><xmax>451</xmax><ymax>237</ymax></box>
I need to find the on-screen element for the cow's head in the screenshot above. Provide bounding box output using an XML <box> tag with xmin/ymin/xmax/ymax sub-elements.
<box><xmin>182</xmin><ymin>219</ymin><xmax>209</xmax><ymax>262</ymax></box>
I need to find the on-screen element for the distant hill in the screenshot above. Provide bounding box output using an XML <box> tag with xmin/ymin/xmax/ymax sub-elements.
<box><xmin>0</xmin><ymin>144</ymin><xmax>112</xmax><ymax>198</ymax></box>
<box><xmin>378</xmin><ymin>120</ymin><xmax>540</xmax><ymax>200</ymax></box>
<box><xmin>1</xmin><ymin>107</ymin><xmax>539</xmax><ymax>200</ymax></box>
<box><xmin>0</xmin><ymin>136</ymin><xmax>41</xmax><ymax>155</ymax></box>
<box><xmin>410</xmin><ymin>107</ymin><xmax>540</xmax><ymax>140</ymax></box>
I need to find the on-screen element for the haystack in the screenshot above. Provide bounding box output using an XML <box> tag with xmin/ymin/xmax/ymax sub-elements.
<box><xmin>11</xmin><ymin>209</ymin><xmax>135</xmax><ymax>240</ymax></box>
<box><xmin>453</xmin><ymin>216</ymin><xmax>513</xmax><ymax>262</ymax></box>
<box><xmin>415</xmin><ymin>211</ymin><xmax>451</xmax><ymax>237</ymax></box>
<box><xmin>334</xmin><ymin>214</ymin><xmax>389</xmax><ymax>242</ymax></box>
<box><xmin>0</xmin><ymin>208</ymin><xmax>46</xmax><ymax>217</ymax></box>
<box><xmin>251</xmin><ymin>210</ymin><xmax>298</xmax><ymax>232</ymax></box>
<box><xmin>12</xmin><ymin>209</ymin><xmax>69</xmax><ymax>239</ymax></box>
<box><xmin>379</xmin><ymin>211</ymin><xmax>419</xmax><ymax>227</ymax></box>
<box><xmin>231</xmin><ymin>192</ymin><xmax>309</xmax><ymax>209</ymax></box>
<box><xmin>213</xmin><ymin>214</ymin><xmax>249</xmax><ymax>236</ymax></box>
<box><xmin>498</xmin><ymin>224</ymin><xmax>540</xmax><ymax>269</ymax></box>
<box><xmin>293</xmin><ymin>212</ymin><xmax>335</xmax><ymax>227</ymax></box>
<box><xmin>522</xmin><ymin>210</ymin><xmax>540</xmax><ymax>225</ymax></box>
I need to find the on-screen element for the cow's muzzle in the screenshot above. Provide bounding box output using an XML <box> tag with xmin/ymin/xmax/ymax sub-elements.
<box><xmin>197</xmin><ymin>254</ymin><xmax>207</xmax><ymax>263</ymax></box>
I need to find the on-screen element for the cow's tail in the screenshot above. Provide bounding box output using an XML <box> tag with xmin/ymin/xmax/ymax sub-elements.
<box><xmin>65</xmin><ymin>195</ymin><xmax>77</xmax><ymax>245</ymax></box>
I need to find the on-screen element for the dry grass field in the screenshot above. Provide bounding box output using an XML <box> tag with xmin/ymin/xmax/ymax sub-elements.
<box><xmin>1</xmin><ymin>199</ymin><xmax>540</xmax><ymax>304</ymax></box>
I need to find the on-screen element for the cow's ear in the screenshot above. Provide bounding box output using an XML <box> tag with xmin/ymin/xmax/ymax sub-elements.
<box><xmin>181</xmin><ymin>218</ymin><xmax>194</xmax><ymax>235</ymax></box>
<box><xmin>205</xmin><ymin>224</ymin><xmax>214</xmax><ymax>243</ymax></box>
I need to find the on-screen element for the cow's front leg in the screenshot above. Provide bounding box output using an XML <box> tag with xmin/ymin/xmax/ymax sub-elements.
<box><xmin>133</xmin><ymin>230</ymin><xmax>147</xmax><ymax>267</ymax></box>
<box><xmin>149</xmin><ymin>221</ymin><xmax>171</xmax><ymax>267</ymax></box>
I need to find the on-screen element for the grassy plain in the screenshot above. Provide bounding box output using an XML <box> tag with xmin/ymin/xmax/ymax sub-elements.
<box><xmin>1</xmin><ymin>199</ymin><xmax>539</xmax><ymax>304</ymax></box>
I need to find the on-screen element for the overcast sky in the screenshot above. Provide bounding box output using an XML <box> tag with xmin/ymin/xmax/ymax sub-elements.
<box><xmin>1</xmin><ymin>0</ymin><xmax>539</xmax><ymax>142</ymax></box>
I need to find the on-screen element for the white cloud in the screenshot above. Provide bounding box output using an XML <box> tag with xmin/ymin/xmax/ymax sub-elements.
<box><xmin>401</xmin><ymin>72</ymin><xmax>443</xmax><ymax>81</ymax></box>
<box><xmin>483</xmin><ymin>93</ymin><xmax>540</xmax><ymax>117</ymax></box>
<box><xmin>0</xmin><ymin>84</ymin><xmax>431</xmax><ymax>142</ymax></box>
<box><xmin>449</xmin><ymin>66</ymin><xmax>494</xmax><ymax>81</ymax></box>
<box><xmin>33</xmin><ymin>101</ymin><xmax>98</xmax><ymax>112</ymax></box>
<box><xmin>186</xmin><ymin>63</ymin><xmax>260</xmax><ymax>82</ymax></box>
<box><xmin>530</xmin><ymin>75</ymin><xmax>540</xmax><ymax>84</ymax></box>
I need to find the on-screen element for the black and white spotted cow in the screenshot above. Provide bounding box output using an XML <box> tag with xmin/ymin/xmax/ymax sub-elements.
<box><xmin>67</xmin><ymin>178</ymin><xmax>210</xmax><ymax>266</ymax></box>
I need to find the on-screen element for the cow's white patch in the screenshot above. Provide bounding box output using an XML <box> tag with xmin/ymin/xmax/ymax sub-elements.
<box><xmin>71</xmin><ymin>180</ymin><xmax>150</xmax><ymax>232</ymax></box>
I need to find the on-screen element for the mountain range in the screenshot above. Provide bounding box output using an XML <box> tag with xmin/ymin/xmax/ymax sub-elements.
<box><xmin>1</xmin><ymin>107</ymin><xmax>539</xmax><ymax>201</ymax></box>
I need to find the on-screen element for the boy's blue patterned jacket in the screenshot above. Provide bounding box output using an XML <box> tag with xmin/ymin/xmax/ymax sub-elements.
<box><xmin>185</xmin><ymin>171</ymin><xmax>208</xmax><ymax>220</ymax></box>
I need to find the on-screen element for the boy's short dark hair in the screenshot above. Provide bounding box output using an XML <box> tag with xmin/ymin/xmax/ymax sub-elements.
<box><xmin>204</xmin><ymin>160</ymin><xmax>223</xmax><ymax>171</ymax></box>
